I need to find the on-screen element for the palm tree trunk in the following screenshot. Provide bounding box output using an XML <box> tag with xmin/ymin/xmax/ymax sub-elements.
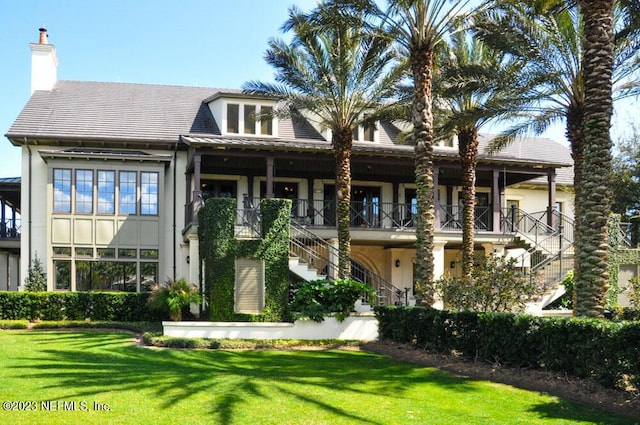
<box><xmin>574</xmin><ymin>0</ymin><xmax>614</xmax><ymax>317</ymax></box>
<box><xmin>458</xmin><ymin>127</ymin><xmax>479</xmax><ymax>282</ymax></box>
<box><xmin>333</xmin><ymin>128</ymin><xmax>353</xmax><ymax>278</ymax></box>
<box><xmin>412</xmin><ymin>46</ymin><xmax>436</xmax><ymax>305</ymax></box>
<box><xmin>565</xmin><ymin>105</ymin><xmax>584</xmax><ymax>308</ymax></box>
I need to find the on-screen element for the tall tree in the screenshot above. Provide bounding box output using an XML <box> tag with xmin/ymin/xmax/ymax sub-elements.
<box><xmin>381</xmin><ymin>0</ymin><xmax>472</xmax><ymax>305</ymax></box>
<box><xmin>475</xmin><ymin>0</ymin><xmax>639</xmax><ymax>316</ymax></box>
<box><xmin>433</xmin><ymin>27</ymin><xmax>521</xmax><ymax>282</ymax></box>
<box><xmin>574</xmin><ymin>0</ymin><xmax>615</xmax><ymax>317</ymax></box>
<box><xmin>244</xmin><ymin>2</ymin><xmax>402</xmax><ymax>277</ymax></box>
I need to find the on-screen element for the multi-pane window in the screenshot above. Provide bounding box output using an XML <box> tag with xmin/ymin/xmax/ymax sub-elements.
<box><xmin>226</xmin><ymin>103</ymin><xmax>274</xmax><ymax>135</ymax></box>
<box><xmin>53</xmin><ymin>169</ymin><xmax>72</xmax><ymax>213</ymax></box>
<box><xmin>244</xmin><ymin>105</ymin><xmax>256</xmax><ymax>134</ymax></box>
<box><xmin>53</xmin><ymin>169</ymin><xmax>158</xmax><ymax>215</ymax></box>
<box><xmin>97</xmin><ymin>170</ymin><xmax>115</xmax><ymax>214</ymax></box>
<box><xmin>140</xmin><ymin>172</ymin><xmax>158</xmax><ymax>215</ymax></box>
<box><xmin>227</xmin><ymin>103</ymin><xmax>239</xmax><ymax>133</ymax></box>
<box><xmin>119</xmin><ymin>171</ymin><xmax>137</xmax><ymax>214</ymax></box>
<box><xmin>52</xmin><ymin>244</ymin><xmax>158</xmax><ymax>292</ymax></box>
<box><xmin>75</xmin><ymin>170</ymin><xmax>94</xmax><ymax>213</ymax></box>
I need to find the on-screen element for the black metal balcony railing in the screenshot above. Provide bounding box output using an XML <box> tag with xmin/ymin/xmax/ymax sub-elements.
<box><xmin>188</xmin><ymin>197</ymin><xmax>504</xmax><ymax>232</ymax></box>
<box><xmin>0</xmin><ymin>219</ymin><xmax>20</xmax><ymax>239</ymax></box>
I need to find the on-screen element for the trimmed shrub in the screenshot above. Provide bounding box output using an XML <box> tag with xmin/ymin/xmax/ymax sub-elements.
<box><xmin>0</xmin><ymin>292</ymin><xmax>162</xmax><ymax>322</ymax></box>
<box><xmin>375</xmin><ymin>306</ymin><xmax>640</xmax><ymax>391</ymax></box>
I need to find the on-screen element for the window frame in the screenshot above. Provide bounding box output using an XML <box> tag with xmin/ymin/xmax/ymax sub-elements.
<box><xmin>53</xmin><ymin>168</ymin><xmax>72</xmax><ymax>213</ymax></box>
<box><xmin>119</xmin><ymin>171</ymin><xmax>138</xmax><ymax>215</ymax></box>
<box><xmin>140</xmin><ymin>171</ymin><xmax>159</xmax><ymax>216</ymax></box>
<box><xmin>97</xmin><ymin>170</ymin><xmax>116</xmax><ymax>214</ymax></box>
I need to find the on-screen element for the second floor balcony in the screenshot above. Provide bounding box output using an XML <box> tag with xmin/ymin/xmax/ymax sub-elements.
<box><xmin>185</xmin><ymin>197</ymin><xmax>562</xmax><ymax>236</ymax></box>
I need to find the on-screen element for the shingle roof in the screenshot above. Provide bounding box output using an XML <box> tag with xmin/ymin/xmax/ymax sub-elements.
<box><xmin>6</xmin><ymin>80</ymin><xmax>220</xmax><ymax>142</ymax></box>
<box><xmin>6</xmin><ymin>80</ymin><xmax>573</xmax><ymax>185</ymax></box>
<box><xmin>478</xmin><ymin>134</ymin><xmax>573</xmax><ymax>186</ymax></box>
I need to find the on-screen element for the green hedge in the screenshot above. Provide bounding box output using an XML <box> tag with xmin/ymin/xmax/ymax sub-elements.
<box><xmin>375</xmin><ymin>306</ymin><xmax>640</xmax><ymax>391</ymax></box>
<box><xmin>0</xmin><ymin>292</ymin><xmax>163</xmax><ymax>322</ymax></box>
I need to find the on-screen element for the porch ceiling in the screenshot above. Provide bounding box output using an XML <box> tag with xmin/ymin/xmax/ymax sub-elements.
<box><xmin>197</xmin><ymin>150</ymin><xmax>551</xmax><ymax>187</ymax></box>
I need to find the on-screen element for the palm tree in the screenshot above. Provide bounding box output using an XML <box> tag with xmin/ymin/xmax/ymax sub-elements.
<box><xmin>380</xmin><ymin>0</ymin><xmax>473</xmax><ymax>305</ymax></box>
<box><xmin>474</xmin><ymin>0</ymin><xmax>639</xmax><ymax>317</ymax></box>
<box><xmin>433</xmin><ymin>28</ymin><xmax>521</xmax><ymax>282</ymax></box>
<box><xmin>574</xmin><ymin>0</ymin><xmax>615</xmax><ymax>317</ymax></box>
<box><xmin>244</xmin><ymin>2</ymin><xmax>403</xmax><ymax>277</ymax></box>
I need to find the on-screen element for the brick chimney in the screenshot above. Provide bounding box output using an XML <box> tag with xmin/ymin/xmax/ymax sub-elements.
<box><xmin>29</xmin><ymin>27</ymin><xmax>58</xmax><ymax>94</ymax></box>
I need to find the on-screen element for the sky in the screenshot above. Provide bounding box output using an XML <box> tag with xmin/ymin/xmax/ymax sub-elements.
<box><xmin>0</xmin><ymin>0</ymin><xmax>633</xmax><ymax>179</ymax></box>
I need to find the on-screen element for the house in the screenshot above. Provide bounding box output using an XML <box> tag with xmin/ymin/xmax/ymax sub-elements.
<box><xmin>3</xmin><ymin>29</ymin><xmax>576</xmax><ymax>312</ymax></box>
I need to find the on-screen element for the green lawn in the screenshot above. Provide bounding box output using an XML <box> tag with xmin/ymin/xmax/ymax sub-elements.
<box><xmin>0</xmin><ymin>330</ymin><xmax>636</xmax><ymax>425</ymax></box>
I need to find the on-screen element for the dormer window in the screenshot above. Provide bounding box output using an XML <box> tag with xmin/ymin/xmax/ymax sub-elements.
<box><xmin>225</xmin><ymin>103</ymin><xmax>275</xmax><ymax>136</ymax></box>
<box><xmin>353</xmin><ymin>114</ymin><xmax>378</xmax><ymax>142</ymax></box>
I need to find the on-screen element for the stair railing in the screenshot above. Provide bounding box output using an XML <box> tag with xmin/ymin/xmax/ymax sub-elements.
<box><xmin>509</xmin><ymin>209</ymin><xmax>576</xmax><ymax>297</ymax></box>
<box><xmin>290</xmin><ymin>221</ymin><xmax>407</xmax><ymax>306</ymax></box>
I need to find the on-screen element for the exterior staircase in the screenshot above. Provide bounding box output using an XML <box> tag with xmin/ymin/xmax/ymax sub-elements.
<box><xmin>239</xmin><ymin>203</ymin><xmax>577</xmax><ymax>311</ymax></box>
<box><xmin>289</xmin><ymin>221</ymin><xmax>407</xmax><ymax>307</ymax></box>
<box><xmin>504</xmin><ymin>208</ymin><xmax>575</xmax><ymax>313</ymax></box>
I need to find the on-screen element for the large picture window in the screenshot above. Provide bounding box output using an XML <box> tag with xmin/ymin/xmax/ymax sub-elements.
<box><xmin>140</xmin><ymin>172</ymin><xmax>158</xmax><ymax>215</ymax></box>
<box><xmin>97</xmin><ymin>170</ymin><xmax>115</xmax><ymax>214</ymax></box>
<box><xmin>53</xmin><ymin>169</ymin><xmax>72</xmax><ymax>213</ymax></box>
<box><xmin>119</xmin><ymin>171</ymin><xmax>137</xmax><ymax>214</ymax></box>
<box><xmin>76</xmin><ymin>260</ymin><xmax>137</xmax><ymax>292</ymax></box>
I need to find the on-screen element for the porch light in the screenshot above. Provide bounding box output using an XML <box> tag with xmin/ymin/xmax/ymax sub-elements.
<box><xmin>395</xmin><ymin>259</ymin><xmax>400</xmax><ymax>268</ymax></box>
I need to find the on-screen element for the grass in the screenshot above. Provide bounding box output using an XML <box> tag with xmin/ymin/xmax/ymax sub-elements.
<box><xmin>0</xmin><ymin>330</ymin><xmax>637</xmax><ymax>425</ymax></box>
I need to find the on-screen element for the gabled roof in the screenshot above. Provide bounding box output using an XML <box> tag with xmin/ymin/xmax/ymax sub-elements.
<box><xmin>5</xmin><ymin>79</ymin><xmax>573</xmax><ymax>185</ymax></box>
<box><xmin>6</xmin><ymin>80</ymin><xmax>220</xmax><ymax>143</ymax></box>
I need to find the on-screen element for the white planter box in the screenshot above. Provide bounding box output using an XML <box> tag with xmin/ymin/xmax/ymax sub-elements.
<box><xmin>163</xmin><ymin>314</ymin><xmax>378</xmax><ymax>341</ymax></box>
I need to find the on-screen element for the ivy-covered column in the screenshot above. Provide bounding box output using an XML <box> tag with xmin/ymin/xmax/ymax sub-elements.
<box><xmin>198</xmin><ymin>197</ymin><xmax>293</xmax><ymax>322</ymax></box>
<box><xmin>198</xmin><ymin>198</ymin><xmax>236</xmax><ymax>320</ymax></box>
<box><xmin>258</xmin><ymin>198</ymin><xmax>292</xmax><ymax>321</ymax></box>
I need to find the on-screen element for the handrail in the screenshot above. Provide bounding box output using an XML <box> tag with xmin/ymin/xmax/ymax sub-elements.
<box><xmin>508</xmin><ymin>208</ymin><xmax>576</xmax><ymax>295</ymax></box>
<box><xmin>290</xmin><ymin>221</ymin><xmax>407</xmax><ymax>306</ymax></box>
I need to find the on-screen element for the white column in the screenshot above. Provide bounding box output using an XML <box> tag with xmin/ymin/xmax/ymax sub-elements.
<box><xmin>327</xmin><ymin>238</ymin><xmax>339</xmax><ymax>279</ymax></box>
<box><xmin>433</xmin><ymin>240</ymin><xmax>447</xmax><ymax>280</ymax></box>
<box><xmin>188</xmin><ymin>234</ymin><xmax>199</xmax><ymax>286</ymax></box>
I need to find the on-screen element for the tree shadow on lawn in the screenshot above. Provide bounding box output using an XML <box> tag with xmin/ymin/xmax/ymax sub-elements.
<box><xmin>8</xmin><ymin>331</ymin><xmax>634</xmax><ymax>425</ymax></box>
